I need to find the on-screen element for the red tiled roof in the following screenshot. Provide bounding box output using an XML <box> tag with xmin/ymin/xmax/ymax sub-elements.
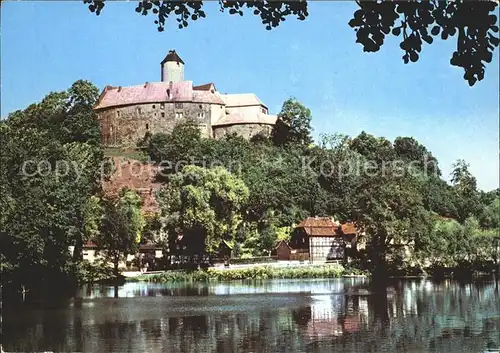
<box><xmin>297</xmin><ymin>217</ymin><xmax>340</xmax><ymax>237</ymax></box>
<box><xmin>83</xmin><ymin>241</ymin><xmax>98</xmax><ymax>249</ymax></box>
<box><xmin>341</xmin><ymin>223</ymin><xmax>357</xmax><ymax>235</ymax></box>
<box><xmin>94</xmin><ymin>81</ymin><xmax>224</xmax><ymax>110</ymax></box>
<box><xmin>296</xmin><ymin>217</ymin><xmax>358</xmax><ymax>237</ymax></box>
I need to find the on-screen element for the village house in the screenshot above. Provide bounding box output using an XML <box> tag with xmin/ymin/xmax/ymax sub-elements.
<box><xmin>289</xmin><ymin>217</ymin><xmax>358</xmax><ymax>263</ymax></box>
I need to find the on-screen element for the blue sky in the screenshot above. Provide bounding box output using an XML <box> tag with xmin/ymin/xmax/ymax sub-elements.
<box><xmin>2</xmin><ymin>2</ymin><xmax>499</xmax><ymax>190</ymax></box>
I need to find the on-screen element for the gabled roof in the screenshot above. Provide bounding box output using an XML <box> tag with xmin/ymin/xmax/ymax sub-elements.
<box><xmin>296</xmin><ymin>217</ymin><xmax>359</xmax><ymax>237</ymax></box>
<box><xmin>161</xmin><ymin>50</ymin><xmax>184</xmax><ymax>65</ymax></box>
<box><xmin>296</xmin><ymin>217</ymin><xmax>340</xmax><ymax>237</ymax></box>
<box><xmin>274</xmin><ymin>240</ymin><xmax>292</xmax><ymax>249</ymax></box>
<box><xmin>212</xmin><ymin>112</ymin><xmax>277</xmax><ymax>127</ymax></box>
<box><xmin>220</xmin><ymin>93</ymin><xmax>266</xmax><ymax>108</ymax></box>
<box><xmin>193</xmin><ymin>83</ymin><xmax>216</xmax><ymax>91</ymax></box>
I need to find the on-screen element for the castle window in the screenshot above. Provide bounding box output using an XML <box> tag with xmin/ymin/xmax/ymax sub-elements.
<box><xmin>161</xmin><ymin>112</ymin><xmax>165</xmax><ymax>118</ymax></box>
<box><xmin>175</xmin><ymin>112</ymin><xmax>183</xmax><ymax>120</ymax></box>
<box><xmin>117</xmin><ymin>110</ymin><xmax>121</xmax><ymax>117</ymax></box>
<box><xmin>198</xmin><ymin>112</ymin><xmax>205</xmax><ymax>119</ymax></box>
<box><xmin>152</xmin><ymin>105</ymin><xmax>156</xmax><ymax>109</ymax></box>
<box><xmin>146</xmin><ymin>124</ymin><xmax>149</xmax><ymax>130</ymax></box>
<box><xmin>160</xmin><ymin>103</ymin><xmax>165</xmax><ymax>109</ymax></box>
<box><xmin>166</xmin><ymin>89</ymin><xmax>170</xmax><ymax>98</ymax></box>
<box><xmin>137</xmin><ymin>107</ymin><xmax>142</xmax><ymax>114</ymax></box>
<box><xmin>199</xmin><ymin>104</ymin><xmax>202</xmax><ymax>109</ymax></box>
<box><xmin>175</xmin><ymin>102</ymin><xmax>183</xmax><ymax>109</ymax></box>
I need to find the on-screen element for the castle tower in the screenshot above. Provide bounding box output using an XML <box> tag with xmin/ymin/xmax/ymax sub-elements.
<box><xmin>161</xmin><ymin>50</ymin><xmax>184</xmax><ymax>83</ymax></box>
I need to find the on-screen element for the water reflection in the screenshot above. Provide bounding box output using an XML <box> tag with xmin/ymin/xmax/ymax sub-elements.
<box><xmin>3</xmin><ymin>278</ymin><xmax>499</xmax><ymax>353</ymax></box>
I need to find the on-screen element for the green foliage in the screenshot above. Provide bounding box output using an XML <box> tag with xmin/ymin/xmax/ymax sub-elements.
<box><xmin>0</xmin><ymin>80</ymin><xmax>105</xmax><ymax>290</ymax></box>
<box><xmin>147</xmin><ymin>120</ymin><xmax>203</xmax><ymax>166</ymax></box>
<box><xmin>135</xmin><ymin>264</ymin><xmax>345</xmax><ymax>283</ymax></box>
<box><xmin>75</xmin><ymin>259</ymin><xmax>116</xmax><ymax>283</ymax></box>
<box><xmin>156</xmin><ymin>165</ymin><xmax>249</xmax><ymax>255</ymax></box>
<box><xmin>96</xmin><ymin>189</ymin><xmax>145</xmax><ymax>274</ymax></box>
<box><xmin>272</xmin><ymin>98</ymin><xmax>313</xmax><ymax>146</ymax></box>
<box><xmin>84</xmin><ymin>1</ymin><xmax>498</xmax><ymax>85</ymax></box>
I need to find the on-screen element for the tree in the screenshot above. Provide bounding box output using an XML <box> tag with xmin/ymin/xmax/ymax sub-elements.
<box><xmin>83</xmin><ymin>0</ymin><xmax>499</xmax><ymax>85</ymax></box>
<box><xmin>147</xmin><ymin>119</ymin><xmax>203</xmax><ymax>168</ymax></box>
<box><xmin>0</xmin><ymin>80</ymin><xmax>105</xmax><ymax>294</ymax></box>
<box><xmin>97</xmin><ymin>189</ymin><xmax>145</xmax><ymax>277</ymax></box>
<box><xmin>348</xmin><ymin>132</ymin><xmax>433</xmax><ymax>279</ymax></box>
<box><xmin>156</xmin><ymin>165</ymin><xmax>249</xmax><ymax>256</ymax></box>
<box><xmin>272</xmin><ymin>98</ymin><xmax>313</xmax><ymax>146</ymax></box>
<box><xmin>450</xmin><ymin>159</ymin><xmax>481</xmax><ymax>222</ymax></box>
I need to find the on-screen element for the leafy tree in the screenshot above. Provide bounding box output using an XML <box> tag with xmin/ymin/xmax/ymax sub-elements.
<box><xmin>0</xmin><ymin>80</ymin><xmax>105</xmax><ymax>293</ymax></box>
<box><xmin>272</xmin><ymin>98</ymin><xmax>313</xmax><ymax>146</ymax></box>
<box><xmin>147</xmin><ymin>119</ymin><xmax>203</xmax><ymax>169</ymax></box>
<box><xmin>96</xmin><ymin>189</ymin><xmax>145</xmax><ymax>277</ymax></box>
<box><xmin>450</xmin><ymin>159</ymin><xmax>481</xmax><ymax>222</ymax></box>
<box><xmin>156</xmin><ymin>165</ymin><xmax>249</xmax><ymax>256</ymax></box>
<box><xmin>83</xmin><ymin>0</ymin><xmax>498</xmax><ymax>85</ymax></box>
<box><xmin>348</xmin><ymin>132</ymin><xmax>433</xmax><ymax>278</ymax></box>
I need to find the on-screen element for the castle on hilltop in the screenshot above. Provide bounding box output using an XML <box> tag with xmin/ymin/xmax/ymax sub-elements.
<box><xmin>94</xmin><ymin>50</ymin><xmax>277</xmax><ymax>146</ymax></box>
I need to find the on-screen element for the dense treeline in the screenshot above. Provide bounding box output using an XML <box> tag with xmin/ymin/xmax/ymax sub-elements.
<box><xmin>0</xmin><ymin>81</ymin><xmax>145</xmax><ymax>295</ymax></box>
<box><xmin>147</xmin><ymin>99</ymin><xmax>499</xmax><ymax>276</ymax></box>
<box><xmin>1</xmin><ymin>82</ymin><xmax>499</xmax><ymax>295</ymax></box>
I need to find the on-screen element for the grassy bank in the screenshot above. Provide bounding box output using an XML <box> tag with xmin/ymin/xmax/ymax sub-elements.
<box><xmin>130</xmin><ymin>264</ymin><xmax>347</xmax><ymax>283</ymax></box>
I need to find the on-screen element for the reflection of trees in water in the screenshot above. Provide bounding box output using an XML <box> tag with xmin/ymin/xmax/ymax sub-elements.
<box><xmin>3</xmin><ymin>280</ymin><xmax>500</xmax><ymax>352</ymax></box>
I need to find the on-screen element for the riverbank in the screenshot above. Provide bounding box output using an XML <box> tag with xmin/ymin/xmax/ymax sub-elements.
<box><xmin>129</xmin><ymin>264</ymin><xmax>357</xmax><ymax>283</ymax></box>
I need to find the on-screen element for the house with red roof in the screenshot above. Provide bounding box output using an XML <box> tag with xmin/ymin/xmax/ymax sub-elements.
<box><xmin>290</xmin><ymin>217</ymin><xmax>358</xmax><ymax>262</ymax></box>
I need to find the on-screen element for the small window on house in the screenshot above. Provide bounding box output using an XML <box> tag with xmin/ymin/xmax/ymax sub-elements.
<box><xmin>117</xmin><ymin>110</ymin><xmax>121</xmax><ymax>117</ymax></box>
<box><xmin>137</xmin><ymin>107</ymin><xmax>142</xmax><ymax>114</ymax></box>
<box><xmin>152</xmin><ymin>104</ymin><xmax>156</xmax><ymax>109</ymax></box>
<box><xmin>160</xmin><ymin>103</ymin><xmax>165</xmax><ymax>109</ymax></box>
<box><xmin>146</xmin><ymin>124</ymin><xmax>149</xmax><ymax>130</ymax></box>
<box><xmin>199</xmin><ymin>104</ymin><xmax>202</xmax><ymax>109</ymax></box>
<box><xmin>161</xmin><ymin>112</ymin><xmax>165</xmax><ymax>118</ymax></box>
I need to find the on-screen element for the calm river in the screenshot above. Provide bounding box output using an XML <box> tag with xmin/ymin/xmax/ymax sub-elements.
<box><xmin>2</xmin><ymin>278</ymin><xmax>500</xmax><ymax>352</ymax></box>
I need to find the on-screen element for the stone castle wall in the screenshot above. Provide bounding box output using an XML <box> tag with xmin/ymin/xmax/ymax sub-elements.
<box><xmin>97</xmin><ymin>101</ymin><xmax>221</xmax><ymax>146</ymax></box>
<box><xmin>212</xmin><ymin>124</ymin><xmax>273</xmax><ymax>140</ymax></box>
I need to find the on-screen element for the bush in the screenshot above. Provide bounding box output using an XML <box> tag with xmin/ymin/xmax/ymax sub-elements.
<box><xmin>135</xmin><ymin>264</ymin><xmax>345</xmax><ymax>283</ymax></box>
<box><xmin>229</xmin><ymin>257</ymin><xmax>278</xmax><ymax>265</ymax></box>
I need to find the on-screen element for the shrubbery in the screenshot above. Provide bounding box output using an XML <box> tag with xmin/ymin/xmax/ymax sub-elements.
<box><xmin>135</xmin><ymin>264</ymin><xmax>346</xmax><ymax>283</ymax></box>
<box><xmin>75</xmin><ymin>260</ymin><xmax>116</xmax><ymax>283</ymax></box>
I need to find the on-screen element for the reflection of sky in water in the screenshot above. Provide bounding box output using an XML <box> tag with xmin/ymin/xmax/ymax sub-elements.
<box><xmin>4</xmin><ymin>279</ymin><xmax>500</xmax><ymax>353</ymax></box>
<box><xmin>80</xmin><ymin>278</ymin><xmax>366</xmax><ymax>298</ymax></box>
